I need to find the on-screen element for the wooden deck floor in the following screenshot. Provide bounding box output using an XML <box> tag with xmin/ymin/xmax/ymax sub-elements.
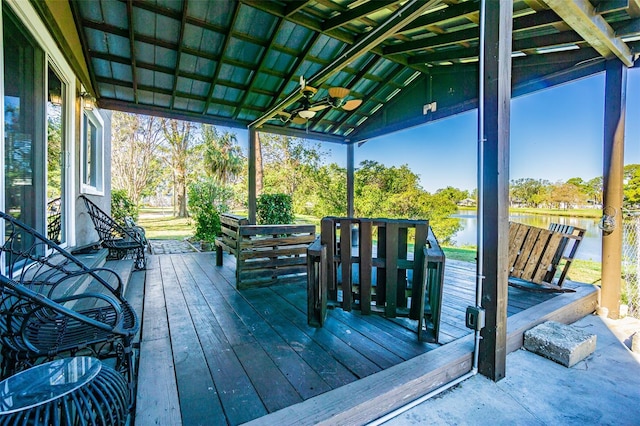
<box><xmin>134</xmin><ymin>252</ymin><xmax>589</xmax><ymax>425</ymax></box>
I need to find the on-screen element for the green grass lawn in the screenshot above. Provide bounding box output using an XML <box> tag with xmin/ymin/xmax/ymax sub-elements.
<box><xmin>458</xmin><ymin>206</ymin><xmax>601</xmax><ymax>219</ymax></box>
<box><xmin>138</xmin><ymin>210</ymin><xmax>195</xmax><ymax>240</ymax></box>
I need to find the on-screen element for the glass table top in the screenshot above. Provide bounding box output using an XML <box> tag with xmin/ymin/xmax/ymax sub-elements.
<box><xmin>0</xmin><ymin>357</ymin><xmax>101</xmax><ymax>414</ymax></box>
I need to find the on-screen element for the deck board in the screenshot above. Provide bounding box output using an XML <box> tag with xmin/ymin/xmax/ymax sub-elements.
<box><xmin>135</xmin><ymin>252</ymin><xmax>594</xmax><ymax>425</ymax></box>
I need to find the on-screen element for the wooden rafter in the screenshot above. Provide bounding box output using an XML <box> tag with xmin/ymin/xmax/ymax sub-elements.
<box><xmin>389</xmin><ymin>9</ymin><xmax>564</xmax><ymax>57</ymax></box>
<box><xmin>67</xmin><ymin>1</ymin><xmax>100</xmax><ymax>96</ymax></box>
<box><xmin>322</xmin><ymin>0</ymin><xmax>399</xmax><ymax>32</ymax></box>
<box><xmin>540</xmin><ymin>0</ymin><xmax>634</xmax><ymax>66</ymax></box>
<box><xmin>396</xmin><ymin>0</ymin><xmax>480</xmax><ymax>34</ymax></box>
<box><xmin>169</xmin><ymin>0</ymin><xmax>189</xmax><ymax>110</ymax></box>
<box><xmin>126</xmin><ymin>0</ymin><xmax>139</xmax><ymax>103</ymax></box>
<box><xmin>408</xmin><ymin>30</ymin><xmax>585</xmax><ymax>65</ymax></box>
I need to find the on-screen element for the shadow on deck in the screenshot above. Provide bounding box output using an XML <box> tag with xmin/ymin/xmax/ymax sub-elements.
<box><xmin>134</xmin><ymin>252</ymin><xmax>597</xmax><ymax>426</ymax></box>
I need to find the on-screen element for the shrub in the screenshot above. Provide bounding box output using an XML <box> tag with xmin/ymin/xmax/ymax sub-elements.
<box><xmin>111</xmin><ymin>189</ymin><xmax>138</xmax><ymax>223</ymax></box>
<box><xmin>257</xmin><ymin>193</ymin><xmax>294</xmax><ymax>225</ymax></box>
<box><xmin>188</xmin><ymin>179</ymin><xmax>232</xmax><ymax>242</ymax></box>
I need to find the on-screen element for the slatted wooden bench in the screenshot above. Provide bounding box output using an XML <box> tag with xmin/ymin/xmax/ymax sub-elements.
<box><xmin>508</xmin><ymin>221</ymin><xmax>585</xmax><ymax>292</ymax></box>
<box><xmin>307</xmin><ymin>217</ymin><xmax>445</xmax><ymax>342</ymax></box>
<box><xmin>215</xmin><ymin>213</ymin><xmax>249</xmax><ymax>266</ymax></box>
<box><xmin>215</xmin><ymin>214</ymin><xmax>316</xmax><ymax>289</ymax></box>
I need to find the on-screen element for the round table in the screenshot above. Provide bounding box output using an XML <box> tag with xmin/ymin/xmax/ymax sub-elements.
<box><xmin>0</xmin><ymin>357</ymin><xmax>129</xmax><ymax>425</ymax></box>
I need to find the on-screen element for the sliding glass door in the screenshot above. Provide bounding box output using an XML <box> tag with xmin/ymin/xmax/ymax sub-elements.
<box><xmin>3</xmin><ymin>7</ymin><xmax>45</xmax><ymax>235</ymax></box>
<box><xmin>47</xmin><ymin>67</ymin><xmax>66</xmax><ymax>244</ymax></box>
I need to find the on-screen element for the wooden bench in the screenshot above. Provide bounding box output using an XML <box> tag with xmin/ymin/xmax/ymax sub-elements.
<box><xmin>508</xmin><ymin>221</ymin><xmax>585</xmax><ymax>292</ymax></box>
<box><xmin>307</xmin><ymin>217</ymin><xmax>445</xmax><ymax>342</ymax></box>
<box><xmin>215</xmin><ymin>214</ymin><xmax>316</xmax><ymax>289</ymax></box>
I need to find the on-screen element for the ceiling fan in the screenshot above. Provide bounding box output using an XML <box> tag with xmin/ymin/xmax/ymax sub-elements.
<box><xmin>273</xmin><ymin>76</ymin><xmax>362</xmax><ymax>125</ymax></box>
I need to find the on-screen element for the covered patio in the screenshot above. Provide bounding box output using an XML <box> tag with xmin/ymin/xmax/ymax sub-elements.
<box><xmin>5</xmin><ymin>0</ymin><xmax>637</xmax><ymax>424</ymax></box>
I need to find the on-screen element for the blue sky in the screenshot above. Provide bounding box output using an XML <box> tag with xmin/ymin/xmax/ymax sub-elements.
<box><xmin>237</xmin><ymin>68</ymin><xmax>639</xmax><ymax>193</ymax></box>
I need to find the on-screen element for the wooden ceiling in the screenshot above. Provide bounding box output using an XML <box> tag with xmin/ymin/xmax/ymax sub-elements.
<box><xmin>59</xmin><ymin>0</ymin><xmax>639</xmax><ymax>143</ymax></box>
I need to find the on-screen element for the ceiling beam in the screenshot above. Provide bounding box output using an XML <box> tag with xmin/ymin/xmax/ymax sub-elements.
<box><xmin>388</xmin><ymin>9</ymin><xmax>563</xmax><ymax>56</ymax></box>
<box><xmin>595</xmin><ymin>0</ymin><xmax>629</xmax><ymax>15</ymax></box>
<box><xmin>539</xmin><ymin>0</ymin><xmax>634</xmax><ymax>66</ymax></box>
<box><xmin>408</xmin><ymin>30</ymin><xmax>585</xmax><ymax>64</ymax></box>
<box><xmin>169</xmin><ymin>0</ymin><xmax>189</xmax><ymax>110</ymax></box>
<box><xmin>126</xmin><ymin>0</ymin><xmax>139</xmax><ymax>103</ymax></box>
<box><xmin>284</xmin><ymin>1</ymin><xmax>311</xmax><ymax>17</ymax></box>
<box><xmin>396</xmin><ymin>1</ymin><xmax>480</xmax><ymax>34</ymax></box>
<box><xmin>250</xmin><ymin>0</ymin><xmax>442</xmax><ymax>129</ymax></box>
<box><xmin>323</xmin><ymin>0</ymin><xmax>399</xmax><ymax>32</ymax></box>
<box><xmin>68</xmin><ymin>1</ymin><xmax>100</xmax><ymax>96</ymax></box>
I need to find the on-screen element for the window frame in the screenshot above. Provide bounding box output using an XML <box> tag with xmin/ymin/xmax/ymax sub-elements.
<box><xmin>80</xmin><ymin>107</ymin><xmax>104</xmax><ymax>195</ymax></box>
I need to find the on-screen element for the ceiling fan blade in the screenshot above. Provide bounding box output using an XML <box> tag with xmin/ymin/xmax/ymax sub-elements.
<box><xmin>328</xmin><ymin>87</ymin><xmax>350</xmax><ymax>99</ymax></box>
<box><xmin>276</xmin><ymin>110</ymin><xmax>291</xmax><ymax>119</ymax></box>
<box><xmin>310</xmin><ymin>103</ymin><xmax>329</xmax><ymax>112</ymax></box>
<box><xmin>301</xmin><ymin>85</ymin><xmax>317</xmax><ymax>98</ymax></box>
<box><xmin>342</xmin><ymin>99</ymin><xmax>362</xmax><ymax>111</ymax></box>
<box><xmin>291</xmin><ymin>116</ymin><xmax>307</xmax><ymax>125</ymax></box>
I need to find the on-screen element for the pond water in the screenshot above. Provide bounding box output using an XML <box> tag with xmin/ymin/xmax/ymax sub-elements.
<box><xmin>450</xmin><ymin>211</ymin><xmax>602</xmax><ymax>262</ymax></box>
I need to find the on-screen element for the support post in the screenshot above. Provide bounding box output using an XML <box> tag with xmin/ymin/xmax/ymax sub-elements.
<box><xmin>347</xmin><ymin>143</ymin><xmax>355</xmax><ymax>217</ymax></box>
<box><xmin>478</xmin><ymin>0</ymin><xmax>512</xmax><ymax>382</ymax></box>
<box><xmin>601</xmin><ymin>59</ymin><xmax>627</xmax><ymax>319</ymax></box>
<box><xmin>248</xmin><ymin>127</ymin><xmax>257</xmax><ymax>224</ymax></box>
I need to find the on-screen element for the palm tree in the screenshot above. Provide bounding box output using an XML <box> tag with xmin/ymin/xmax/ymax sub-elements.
<box><xmin>202</xmin><ymin>125</ymin><xmax>243</xmax><ymax>184</ymax></box>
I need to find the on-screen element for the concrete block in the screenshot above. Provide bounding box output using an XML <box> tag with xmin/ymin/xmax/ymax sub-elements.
<box><xmin>524</xmin><ymin>321</ymin><xmax>597</xmax><ymax>367</ymax></box>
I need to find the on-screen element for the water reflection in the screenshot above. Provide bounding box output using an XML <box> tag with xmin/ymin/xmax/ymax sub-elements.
<box><xmin>451</xmin><ymin>211</ymin><xmax>602</xmax><ymax>261</ymax></box>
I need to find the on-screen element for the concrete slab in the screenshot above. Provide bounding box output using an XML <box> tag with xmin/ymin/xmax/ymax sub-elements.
<box><xmin>523</xmin><ymin>321</ymin><xmax>596</xmax><ymax>367</ymax></box>
<box><xmin>384</xmin><ymin>315</ymin><xmax>640</xmax><ymax>426</ymax></box>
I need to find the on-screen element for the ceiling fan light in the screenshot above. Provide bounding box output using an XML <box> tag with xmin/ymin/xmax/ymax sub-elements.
<box><xmin>298</xmin><ymin>109</ymin><xmax>316</xmax><ymax>119</ymax></box>
<box><xmin>328</xmin><ymin>87</ymin><xmax>350</xmax><ymax>99</ymax></box>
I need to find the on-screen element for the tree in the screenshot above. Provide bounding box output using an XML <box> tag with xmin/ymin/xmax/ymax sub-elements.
<box><xmin>111</xmin><ymin>112</ymin><xmax>164</xmax><ymax>204</ymax></box>
<box><xmin>624</xmin><ymin>164</ymin><xmax>640</xmax><ymax>207</ymax></box>
<box><xmin>260</xmin><ymin>133</ymin><xmax>324</xmax><ymax>212</ymax></box>
<box><xmin>201</xmin><ymin>125</ymin><xmax>243</xmax><ymax>184</ymax></box>
<box><xmin>510</xmin><ymin>178</ymin><xmax>550</xmax><ymax>207</ymax></box>
<box><xmin>313</xmin><ymin>163</ymin><xmax>347</xmax><ymax>217</ymax></box>
<box><xmin>435</xmin><ymin>186</ymin><xmax>470</xmax><ymax>205</ymax></box>
<box><xmin>586</xmin><ymin>176</ymin><xmax>603</xmax><ymax>206</ymax></box>
<box><xmin>548</xmin><ymin>182</ymin><xmax>586</xmax><ymax>209</ymax></box>
<box><xmin>161</xmin><ymin>119</ymin><xmax>198</xmax><ymax>217</ymax></box>
<box><xmin>353</xmin><ymin>161</ymin><xmax>460</xmax><ymax>242</ymax></box>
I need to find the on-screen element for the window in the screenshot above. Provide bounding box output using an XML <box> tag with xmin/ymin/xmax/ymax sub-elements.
<box><xmin>81</xmin><ymin>109</ymin><xmax>104</xmax><ymax>194</ymax></box>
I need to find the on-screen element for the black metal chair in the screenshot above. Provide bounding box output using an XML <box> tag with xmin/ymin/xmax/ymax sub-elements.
<box><xmin>80</xmin><ymin>195</ymin><xmax>147</xmax><ymax>270</ymax></box>
<box><xmin>0</xmin><ymin>211</ymin><xmax>139</xmax><ymax>403</ymax></box>
<box><xmin>47</xmin><ymin>197</ymin><xmax>62</xmax><ymax>244</ymax></box>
